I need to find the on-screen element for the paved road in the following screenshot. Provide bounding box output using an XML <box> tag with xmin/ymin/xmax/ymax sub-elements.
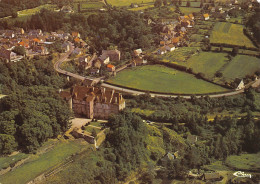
<box><xmin>101</xmin><ymin>83</ymin><xmax>249</xmax><ymax>99</ymax></box>
<box><xmin>54</xmin><ymin>42</ymin><xmax>260</xmax><ymax>98</ymax></box>
<box><xmin>54</xmin><ymin>42</ymin><xmax>97</xmax><ymax>81</ymax></box>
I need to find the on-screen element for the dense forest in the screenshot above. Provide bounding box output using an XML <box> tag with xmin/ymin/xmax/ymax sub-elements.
<box><xmin>246</xmin><ymin>6</ymin><xmax>260</xmax><ymax>44</ymax></box>
<box><xmin>0</xmin><ymin>9</ymin><xmax>158</xmax><ymax>59</ymax></box>
<box><xmin>44</xmin><ymin>90</ymin><xmax>260</xmax><ymax>183</ymax></box>
<box><xmin>0</xmin><ymin>57</ymin><xmax>72</xmax><ymax>154</ymax></box>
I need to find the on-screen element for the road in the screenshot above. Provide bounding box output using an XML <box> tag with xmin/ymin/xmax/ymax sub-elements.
<box><xmin>101</xmin><ymin>82</ymin><xmax>249</xmax><ymax>99</ymax></box>
<box><xmin>54</xmin><ymin>42</ymin><xmax>260</xmax><ymax>99</ymax></box>
<box><xmin>54</xmin><ymin>42</ymin><xmax>97</xmax><ymax>81</ymax></box>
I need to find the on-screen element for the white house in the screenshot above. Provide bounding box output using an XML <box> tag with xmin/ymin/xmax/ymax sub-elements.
<box><xmin>165</xmin><ymin>44</ymin><xmax>175</xmax><ymax>52</ymax></box>
<box><xmin>236</xmin><ymin>79</ymin><xmax>245</xmax><ymax>90</ymax></box>
<box><xmin>157</xmin><ymin>47</ymin><xmax>167</xmax><ymax>55</ymax></box>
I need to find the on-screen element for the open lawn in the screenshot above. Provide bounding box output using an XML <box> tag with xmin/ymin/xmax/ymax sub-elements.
<box><xmin>132</xmin><ymin>108</ymin><xmax>155</xmax><ymax>116</ymax></box>
<box><xmin>129</xmin><ymin>4</ymin><xmax>154</xmax><ymax>11</ymax></box>
<box><xmin>225</xmin><ymin>153</ymin><xmax>260</xmax><ymax>171</ymax></box>
<box><xmin>221</xmin><ymin>55</ymin><xmax>260</xmax><ymax>82</ymax></box>
<box><xmin>107</xmin><ymin>65</ymin><xmax>228</xmax><ymax>94</ymax></box>
<box><xmin>180</xmin><ymin>7</ymin><xmax>201</xmax><ymax>14</ymax></box>
<box><xmin>0</xmin><ymin>140</ymin><xmax>85</xmax><ymax>184</ymax></box>
<box><xmin>180</xmin><ymin>52</ymin><xmax>228</xmax><ymax>79</ymax></box>
<box><xmin>210</xmin><ymin>22</ymin><xmax>256</xmax><ymax>48</ymax></box>
<box><xmin>17</xmin><ymin>4</ymin><xmax>56</xmax><ymax>17</ymax></box>
<box><xmin>0</xmin><ymin>153</ymin><xmax>29</xmax><ymax>170</ymax></box>
<box><xmin>107</xmin><ymin>0</ymin><xmax>153</xmax><ymax>7</ymax></box>
<box><xmin>158</xmin><ymin>47</ymin><xmax>199</xmax><ymax>63</ymax></box>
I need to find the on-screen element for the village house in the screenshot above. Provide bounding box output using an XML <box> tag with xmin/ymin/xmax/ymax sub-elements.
<box><xmin>203</xmin><ymin>13</ymin><xmax>210</xmax><ymax>20</ymax></box>
<box><xmin>62</xmin><ymin>42</ymin><xmax>70</xmax><ymax>52</ymax></box>
<box><xmin>61</xmin><ymin>5</ymin><xmax>74</xmax><ymax>13</ymax></box>
<box><xmin>131</xmin><ymin>57</ymin><xmax>147</xmax><ymax>67</ymax></box>
<box><xmin>202</xmin><ymin>172</ymin><xmax>222</xmax><ymax>181</ymax></box>
<box><xmin>79</xmin><ymin>56</ymin><xmax>92</xmax><ymax>70</ymax></box>
<box><xmin>107</xmin><ymin>64</ymin><xmax>115</xmax><ymax>72</ymax></box>
<box><xmin>60</xmin><ymin>86</ymin><xmax>126</xmax><ymax>119</ymax></box>
<box><xmin>72</xmin><ymin>47</ymin><xmax>82</xmax><ymax>55</ymax></box>
<box><xmin>236</xmin><ymin>79</ymin><xmax>245</xmax><ymax>90</ymax></box>
<box><xmin>31</xmin><ymin>45</ymin><xmax>49</xmax><ymax>55</ymax></box>
<box><xmin>165</xmin><ymin>44</ymin><xmax>175</xmax><ymax>52</ymax></box>
<box><xmin>101</xmin><ymin>49</ymin><xmax>121</xmax><ymax>62</ymax></box>
<box><xmin>0</xmin><ymin>46</ymin><xmax>18</xmax><ymax>61</ymax></box>
<box><xmin>72</xmin><ymin>31</ymin><xmax>80</xmax><ymax>38</ymax></box>
<box><xmin>90</xmin><ymin>68</ymin><xmax>99</xmax><ymax>75</ymax></box>
<box><xmin>93</xmin><ymin>58</ymin><xmax>102</xmax><ymax>69</ymax></box>
<box><xmin>157</xmin><ymin>46</ymin><xmax>167</xmax><ymax>55</ymax></box>
<box><xmin>133</xmin><ymin>48</ymin><xmax>143</xmax><ymax>57</ymax></box>
<box><xmin>99</xmin><ymin>54</ymin><xmax>110</xmax><ymax>64</ymax></box>
<box><xmin>160</xmin><ymin>151</ymin><xmax>179</xmax><ymax>166</ymax></box>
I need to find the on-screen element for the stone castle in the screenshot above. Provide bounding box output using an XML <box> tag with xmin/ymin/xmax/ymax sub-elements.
<box><xmin>60</xmin><ymin>86</ymin><xmax>125</xmax><ymax>119</ymax></box>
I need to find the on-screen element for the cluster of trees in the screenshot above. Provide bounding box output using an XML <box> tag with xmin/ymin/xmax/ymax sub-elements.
<box><xmin>246</xmin><ymin>6</ymin><xmax>260</xmax><ymax>44</ymax></box>
<box><xmin>0</xmin><ymin>58</ymin><xmax>72</xmax><ymax>154</ymax></box>
<box><xmin>0</xmin><ymin>0</ymin><xmax>48</xmax><ymax>18</ymax></box>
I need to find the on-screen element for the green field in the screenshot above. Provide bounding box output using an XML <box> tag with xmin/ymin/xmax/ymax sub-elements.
<box><xmin>129</xmin><ymin>4</ymin><xmax>154</xmax><ymax>11</ymax></box>
<box><xmin>225</xmin><ymin>153</ymin><xmax>260</xmax><ymax>171</ymax></box>
<box><xmin>158</xmin><ymin>47</ymin><xmax>199</xmax><ymax>63</ymax></box>
<box><xmin>170</xmin><ymin>7</ymin><xmax>201</xmax><ymax>14</ymax></box>
<box><xmin>107</xmin><ymin>65</ymin><xmax>227</xmax><ymax>94</ymax></box>
<box><xmin>210</xmin><ymin>22</ymin><xmax>256</xmax><ymax>48</ymax></box>
<box><xmin>0</xmin><ymin>153</ymin><xmax>29</xmax><ymax>170</ymax></box>
<box><xmin>180</xmin><ymin>52</ymin><xmax>228</xmax><ymax>79</ymax></box>
<box><xmin>0</xmin><ymin>140</ymin><xmax>85</xmax><ymax>184</ymax></box>
<box><xmin>221</xmin><ymin>55</ymin><xmax>260</xmax><ymax>82</ymax></box>
<box><xmin>107</xmin><ymin>0</ymin><xmax>153</xmax><ymax>6</ymax></box>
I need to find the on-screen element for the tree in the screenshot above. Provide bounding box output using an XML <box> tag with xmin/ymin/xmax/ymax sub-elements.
<box><xmin>232</xmin><ymin>47</ymin><xmax>239</xmax><ymax>56</ymax></box>
<box><xmin>0</xmin><ymin>134</ymin><xmax>17</xmax><ymax>154</ymax></box>
<box><xmin>154</xmin><ymin>0</ymin><xmax>163</xmax><ymax>7</ymax></box>
<box><xmin>163</xmin><ymin>0</ymin><xmax>167</xmax><ymax>6</ymax></box>
<box><xmin>11</xmin><ymin>11</ymin><xmax>18</xmax><ymax>18</ymax></box>
<box><xmin>91</xmin><ymin>129</ymin><xmax>97</xmax><ymax>137</ymax></box>
<box><xmin>187</xmin><ymin>0</ymin><xmax>190</xmax><ymax>7</ymax></box>
<box><xmin>13</xmin><ymin>46</ymin><xmax>26</xmax><ymax>56</ymax></box>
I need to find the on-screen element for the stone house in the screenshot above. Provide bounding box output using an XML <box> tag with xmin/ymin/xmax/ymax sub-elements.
<box><xmin>165</xmin><ymin>44</ymin><xmax>175</xmax><ymax>52</ymax></box>
<box><xmin>157</xmin><ymin>46</ymin><xmax>167</xmax><ymax>55</ymax></box>
<box><xmin>101</xmin><ymin>49</ymin><xmax>121</xmax><ymax>62</ymax></box>
<box><xmin>202</xmin><ymin>172</ymin><xmax>222</xmax><ymax>181</ymax></box>
<box><xmin>0</xmin><ymin>47</ymin><xmax>16</xmax><ymax>61</ymax></box>
<box><xmin>60</xmin><ymin>86</ymin><xmax>125</xmax><ymax>119</ymax></box>
<box><xmin>107</xmin><ymin>64</ymin><xmax>115</xmax><ymax>72</ymax></box>
<box><xmin>203</xmin><ymin>13</ymin><xmax>210</xmax><ymax>20</ymax></box>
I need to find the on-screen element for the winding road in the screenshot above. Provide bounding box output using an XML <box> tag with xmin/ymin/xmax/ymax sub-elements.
<box><xmin>54</xmin><ymin>43</ymin><xmax>260</xmax><ymax>99</ymax></box>
<box><xmin>54</xmin><ymin>42</ymin><xmax>98</xmax><ymax>81</ymax></box>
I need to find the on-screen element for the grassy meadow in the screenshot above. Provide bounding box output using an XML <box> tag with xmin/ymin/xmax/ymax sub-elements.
<box><xmin>0</xmin><ymin>153</ymin><xmax>29</xmax><ymax>170</ymax></box>
<box><xmin>210</xmin><ymin>22</ymin><xmax>256</xmax><ymax>48</ymax></box>
<box><xmin>0</xmin><ymin>140</ymin><xmax>85</xmax><ymax>184</ymax></box>
<box><xmin>107</xmin><ymin>65</ymin><xmax>227</xmax><ymax>94</ymax></box>
<box><xmin>180</xmin><ymin>52</ymin><xmax>228</xmax><ymax>79</ymax></box>
<box><xmin>107</xmin><ymin>0</ymin><xmax>153</xmax><ymax>6</ymax></box>
<box><xmin>221</xmin><ymin>55</ymin><xmax>260</xmax><ymax>82</ymax></box>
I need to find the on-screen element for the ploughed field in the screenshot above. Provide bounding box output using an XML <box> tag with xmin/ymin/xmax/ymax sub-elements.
<box><xmin>210</xmin><ymin>22</ymin><xmax>256</xmax><ymax>49</ymax></box>
<box><xmin>107</xmin><ymin>65</ymin><xmax>227</xmax><ymax>94</ymax></box>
